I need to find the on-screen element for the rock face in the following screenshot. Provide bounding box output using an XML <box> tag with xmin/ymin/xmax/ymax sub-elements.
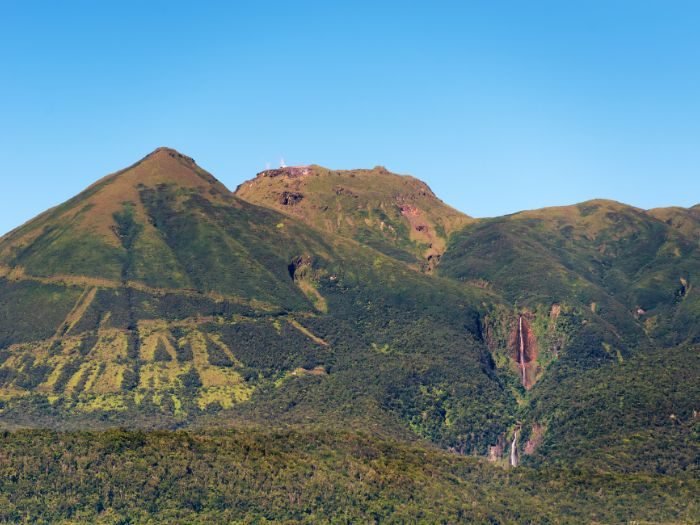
<box><xmin>488</xmin><ymin>434</ymin><xmax>506</xmax><ymax>462</ymax></box>
<box><xmin>256</xmin><ymin>166</ymin><xmax>313</xmax><ymax>179</ymax></box>
<box><xmin>524</xmin><ymin>423</ymin><xmax>545</xmax><ymax>455</ymax></box>
<box><xmin>279</xmin><ymin>191</ymin><xmax>304</xmax><ymax>206</ymax></box>
<box><xmin>287</xmin><ymin>255</ymin><xmax>313</xmax><ymax>281</ymax></box>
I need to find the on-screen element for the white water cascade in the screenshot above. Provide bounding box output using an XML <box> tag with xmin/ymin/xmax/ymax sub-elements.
<box><xmin>510</xmin><ymin>427</ymin><xmax>519</xmax><ymax>467</ymax></box>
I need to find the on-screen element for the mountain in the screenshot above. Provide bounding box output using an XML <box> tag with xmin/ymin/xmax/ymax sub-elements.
<box><xmin>235</xmin><ymin>165</ymin><xmax>471</xmax><ymax>270</ymax></box>
<box><xmin>0</xmin><ymin>148</ymin><xmax>513</xmax><ymax>454</ymax></box>
<box><xmin>237</xmin><ymin>173</ymin><xmax>700</xmax><ymax>480</ymax></box>
<box><xmin>0</xmin><ymin>147</ymin><xmax>315</xmax><ymax>303</ymax></box>
<box><xmin>437</xmin><ymin>198</ymin><xmax>700</xmax><ymax>475</ymax></box>
<box><xmin>439</xmin><ymin>198</ymin><xmax>700</xmax><ymax>357</ymax></box>
<box><xmin>0</xmin><ymin>149</ymin><xmax>697</xmax><ymax>523</ymax></box>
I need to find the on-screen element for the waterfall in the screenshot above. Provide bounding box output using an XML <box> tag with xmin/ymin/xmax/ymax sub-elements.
<box><xmin>510</xmin><ymin>428</ymin><xmax>519</xmax><ymax>467</ymax></box>
<box><xmin>518</xmin><ymin>316</ymin><xmax>526</xmax><ymax>386</ymax></box>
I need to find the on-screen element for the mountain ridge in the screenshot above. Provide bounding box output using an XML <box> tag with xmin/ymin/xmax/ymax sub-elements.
<box><xmin>1</xmin><ymin>147</ymin><xmax>698</xmax><ymax>522</ymax></box>
<box><xmin>0</xmin><ymin>148</ymin><xmax>512</xmax><ymax>457</ymax></box>
<box><xmin>3</xmin><ymin>146</ymin><xmax>698</xmax><ymax>241</ymax></box>
<box><xmin>0</xmin><ymin>147</ymin><xmax>697</xmax><ymax>492</ymax></box>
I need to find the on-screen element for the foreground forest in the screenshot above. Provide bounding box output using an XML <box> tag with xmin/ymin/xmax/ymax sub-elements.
<box><xmin>2</xmin><ymin>428</ymin><xmax>697</xmax><ymax>524</ymax></box>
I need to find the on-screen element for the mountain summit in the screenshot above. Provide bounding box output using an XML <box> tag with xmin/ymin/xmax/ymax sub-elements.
<box><xmin>235</xmin><ymin>164</ymin><xmax>471</xmax><ymax>270</ymax></box>
<box><xmin>0</xmin><ymin>147</ymin><xmax>229</xmax><ymax>284</ymax></box>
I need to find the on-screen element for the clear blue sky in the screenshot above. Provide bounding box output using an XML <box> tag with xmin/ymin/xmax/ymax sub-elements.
<box><xmin>1</xmin><ymin>1</ymin><xmax>699</xmax><ymax>235</ymax></box>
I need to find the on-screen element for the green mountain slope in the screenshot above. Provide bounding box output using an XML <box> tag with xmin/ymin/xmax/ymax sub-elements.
<box><xmin>436</xmin><ymin>199</ymin><xmax>700</xmax><ymax>475</ymax></box>
<box><xmin>523</xmin><ymin>342</ymin><xmax>699</xmax><ymax>476</ymax></box>
<box><xmin>440</xmin><ymin>199</ymin><xmax>700</xmax><ymax>345</ymax></box>
<box><xmin>235</xmin><ymin>165</ymin><xmax>471</xmax><ymax>270</ymax></box>
<box><xmin>237</xmin><ymin>166</ymin><xmax>700</xmax><ymax>477</ymax></box>
<box><xmin>0</xmin><ymin>148</ymin><xmax>512</xmax><ymax>456</ymax></box>
<box><xmin>0</xmin><ymin>148</ymin><xmax>315</xmax><ymax>305</ymax></box>
<box><xmin>1</xmin><ymin>149</ymin><xmax>698</xmax><ymax>523</ymax></box>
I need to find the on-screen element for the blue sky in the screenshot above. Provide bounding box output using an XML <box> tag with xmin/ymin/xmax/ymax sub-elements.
<box><xmin>1</xmin><ymin>1</ymin><xmax>699</xmax><ymax>234</ymax></box>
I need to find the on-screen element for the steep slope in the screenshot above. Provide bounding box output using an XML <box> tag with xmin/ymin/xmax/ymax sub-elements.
<box><xmin>438</xmin><ymin>199</ymin><xmax>700</xmax><ymax>471</ymax></box>
<box><xmin>0</xmin><ymin>148</ymin><xmax>312</xmax><ymax>304</ymax></box>
<box><xmin>2</xmin><ymin>148</ymin><xmax>227</xmax><ymax>284</ymax></box>
<box><xmin>523</xmin><ymin>341</ymin><xmax>699</xmax><ymax>476</ymax></box>
<box><xmin>648</xmin><ymin>203</ymin><xmax>700</xmax><ymax>241</ymax></box>
<box><xmin>235</xmin><ymin>165</ymin><xmax>471</xmax><ymax>270</ymax></box>
<box><xmin>0</xmin><ymin>148</ymin><xmax>513</xmax><ymax>456</ymax></box>
<box><xmin>440</xmin><ymin>199</ymin><xmax>700</xmax><ymax>346</ymax></box>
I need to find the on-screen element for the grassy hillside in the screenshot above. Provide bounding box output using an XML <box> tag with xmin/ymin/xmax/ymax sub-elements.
<box><xmin>235</xmin><ymin>165</ymin><xmax>471</xmax><ymax>270</ymax></box>
<box><xmin>0</xmin><ymin>148</ymin><xmax>512</xmax><ymax>456</ymax></box>
<box><xmin>440</xmin><ymin>199</ymin><xmax>700</xmax><ymax>346</ymax></box>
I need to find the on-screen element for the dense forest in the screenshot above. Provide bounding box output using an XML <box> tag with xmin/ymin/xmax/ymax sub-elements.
<box><xmin>1</xmin><ymin>428</ymin><xmax>697</xmax><ymax>524</ymax></box>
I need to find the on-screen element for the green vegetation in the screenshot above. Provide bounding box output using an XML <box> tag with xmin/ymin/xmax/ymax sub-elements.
<box><xmin>0</xmin><ymin>280</ymin><xmax>82</xmax><ymax>347</ymax></box>
<box><xmin>524</xmin><ymin>343</ymin><xmax>700</xmax><ymax>476</ymax></box>
<box><xmin>234</xmin><ymin>165</ymin><xmax>472</xmax><ymax>269</ymax></box>
<box><xmin>0</xmin><ymin>149</ymin><xmax>507</xmax><ymax>455</ymax></box>
<box><xmin>439</xmin><ymin>199</ymin><xmax>700</xmax><ymax>347</ymax></box>
<box><xmin>1</xmin><ymin>149</ymin><xmax>698</xmax><ymax>522</ymax></box>
<box><xmin>0</xmin><ymin>428</ymin><xmax>696</xmax><ymax>524</ymax></box>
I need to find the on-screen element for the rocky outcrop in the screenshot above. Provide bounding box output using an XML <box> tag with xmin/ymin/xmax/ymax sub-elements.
<box><xmin>279</xmin><ymin>191</ymin><xmax>304</xmax><ymax>206</ymax></box>
<box><xmin>288</xmin><ymin>255</ymin><xmax>313</xmax><ymax>281</ymax></box>
<box><xmin>524</xmin><ymin>423</ymin><xmax>545</xmax><ymax>455</ymax></box>
<box><xmin>257</xmin><ymin>166</ymin><xmax>312</xmax><ymax>179</ymax></box>
<box><xmin>676</xmin><ymin>277</ymin><xmax>690</xmax><ymax>300</ymax></box>
<box><xmin>550</xmin><ymin>303</ymin><xmax>561</xmax><ymax>320</ymax></box>
<box><xmin>488</xmin><ymin>434</ymin><xmax>506</xmax><ymax>462</ymax></box>
<box><xmin>483</xmin><ymin>307</ymin><xmax>557</xmax><ymax>389</ymax></box>
<box><xmin>333</xmin><ymin>186</ymin><xmax>357</xmax><ymax>197</ymax></box>
<box><xmin>399</xmin><ymin>204</ymin><xmax>420</xmax><ymax>217</ymax></box>
<box><xmin>425</xmin><ymin>253</ymin><xmax>441</xmax><ymax>272</ymax></box>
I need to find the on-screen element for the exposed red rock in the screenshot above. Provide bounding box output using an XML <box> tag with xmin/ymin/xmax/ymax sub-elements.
<box><xmin>488</xmin><ymin>434</ymin><xmax>506</xmax><ymax>462</ymax></box>
<box><xmin>257</xmin><ymin>166</ymin><xmax>312</xmax><ymax>179</ymax></box>
<box><xmin>399</xmin><ymin>204</ymin><xmax>420</xmax><ymax>217</ymax></box>
<box><xmin>510</xmin><ymin>314</ymin><xmax>538</xmax><ymax>389</ymax></box>
<box><xmin>524</xmin><ymin>423</ymin><xmax>545</xmax><ymax>455</ymax></box>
